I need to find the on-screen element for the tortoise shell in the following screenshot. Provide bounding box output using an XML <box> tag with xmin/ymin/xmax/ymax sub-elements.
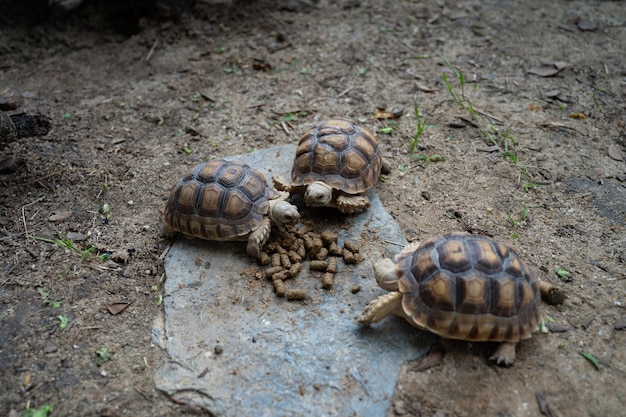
<box><xmin>164</xmin><ymin>159</ymin><xmax>279</xmax><ymax>240</ymax></box>
<box><xmin>291</xmin><ymin>117</ymin><xmax>384</xmax><ymax>194</ymax></box>
<box><xmin>396</xmin><ymin>232</ymin><xmax>541</xmax><ymax>343</ymax></box>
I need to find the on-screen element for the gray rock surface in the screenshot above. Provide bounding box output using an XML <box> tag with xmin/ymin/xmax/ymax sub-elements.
<box><xmin>154</xmin><ymin>145</ymin><xmax>435</xmax><ymax>416</ymax></box>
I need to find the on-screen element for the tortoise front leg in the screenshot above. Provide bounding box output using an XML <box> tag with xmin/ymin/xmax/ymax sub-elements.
<box><xmin>336</xmin><ymin>194</ymin><xmax>370</xmax><ymax>214</ymax></box>
<box><xmin>490</xmin><ymin>342</ymin><xmax>517</xmax><ymax>366</ymax></box>
<box><xmin>358</xmin><ymin>292</ymin><xmax>404</xmax><ymax>325</ymax></box>
<box><xmin>247</xmin><ymin>218</ymin><xmax>271</xmax><ymax>258</ymax></box>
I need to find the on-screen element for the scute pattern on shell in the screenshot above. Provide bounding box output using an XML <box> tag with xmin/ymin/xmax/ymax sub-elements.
<box><xmin>164</xmin><ymin>159</ymin><xmax>278</xmax><ymax>240</ymax></box>
<box><xmin>397</xmin><ymin>232</ymin><xmax>541</xmax><ymax>343</ymax></box>
<box><xmin>291</xmin><ymin>117</ymin><xmax>383</xmax><ymax>194</ymax></box>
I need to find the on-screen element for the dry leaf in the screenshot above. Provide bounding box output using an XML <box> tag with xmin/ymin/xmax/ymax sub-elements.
<box><xmin>536</xmin><ymin>391</ymin><xmax>559</xmax><ymax>417</ymax></box>
<box><xmin>374</xmin><ymin>107</ymin><xmax>404</xmax><ymax>120</ymax></box>
<box><xmin>608</xmin><ymin>143</ymin><xmax>624</xmax><ymax>161</ymax></box>
<box><xmin>415</xmin><ymin>82</ymin><xmax>437</xmax><ymax>93</ymax></box>
<box><xmin>48</xmin><ymin>211</ymin><xmax>73</xmax><ymax>222</ymax></box>
<box><xmin>528</xmin><ymin>62</ymin><xmax>569</xmax><ymax>77</ymax></box>
<box><xmin>409</xmin><ymin>345</ymin><xmax>444</xmax><ymax>372</ymax></box>
<box><xmin>528</xmin><ymin>103</ymin><xmax>542</xmax><ymax>111</ymax></box>
<box><xmin>252</xmin><ymin>58</ymin><xmax>272</xmax><ymax>72</ymax></box>
<box><xmin>108</xmin><ymin>302</ymin><xmax>130</xmax><ymax>315</ymax></box>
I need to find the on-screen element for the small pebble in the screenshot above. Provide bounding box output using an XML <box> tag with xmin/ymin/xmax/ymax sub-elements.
<box><xmin>546</xmin><ymin>322</ymin><xmax>569</xmax><ymax>333</ymax></box>
<box><xmin>351</xmin><ymin>285</ymin><xmax>361</xmax><ymax>294</ymax></box>
<box><xmin>214</xmin><ymin>344</ymin><xmax>224</xmax><ymax>355</ymax></box>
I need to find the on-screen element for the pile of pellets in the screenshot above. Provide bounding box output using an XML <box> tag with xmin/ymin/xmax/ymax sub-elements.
<box><xmin>257</xmin><ymin>221</ymin><xmax>362</xmax><ymax>301</ymax></box>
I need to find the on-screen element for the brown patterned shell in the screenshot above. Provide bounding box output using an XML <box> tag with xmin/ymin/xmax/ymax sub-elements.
<box><xmin>164</xmin><ymin>159</ymin><xmax>279</xmax><ymax>240</ymax></box>
<box><xmin>396</xmin><ymin>232</ymin><xmax>541</xmax><ymax>343</ymax></box>
<box><xmin>291</xmin><ymin>117</ymin><xmax>384</xmax><ymax>194</ymax></box>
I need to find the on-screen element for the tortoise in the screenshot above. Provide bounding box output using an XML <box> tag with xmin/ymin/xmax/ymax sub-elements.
<box><xmin>1</xmin><ymin>110</ymin><xmax>52</xmax><ymax>144</ymax></box>
<box><xmin>358</xmin><ymin>232</ymin><xmax>564</xmax><ymax>366</ymax></box>
<box><xmin>164</xmin><ymin>159</ymin><xmax>300</xmax><ymax>258</ymax></box>
<box><xmin>273</xmin><ymin>117</ymin><xmax>389</xmax><ymax>214</ymax></box>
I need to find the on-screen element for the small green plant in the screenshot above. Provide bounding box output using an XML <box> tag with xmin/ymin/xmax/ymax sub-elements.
<box><xmin>410</xmin><ymin>102</ymin><xmax>427</xmax><ymax>152</ymax></box>
<box><xmin>556</xmin><ymin>268</ymin><xmax>572</xmax><ymax>282</ymax></box>
<box><xmin>358</xmin><ymin>63</ymin><xmax>370</xmax><ymax>76</ymax></box>
<box><xmin>441</xmin><ymin>56</ymin><xmax>475</xmax><ymax>115</ymax></box>
<box><xmin>441</xmin><ymin>56</ymin><xmax>521</xmax><ymax>163</ymax></box>
<box><xmin>506</xmin><ymin>205</ymin><xmax>529</xmax><ymax>228</ymax></box>
<box><xmin>58</xmin><ymin>315</ymin><xmax>69</xmax><ymax>330</ymax></box>
<box><xmin>96</xmin><ymin>347</ymin><xmax>112</xmax><ymax>366</ymax></box>
<box><xmin>23</xmin><ymin>405</ymin><xmax>52</xmax><ymax>417</ymax></box>
<box><xmin>34</xmin><ymin>236</ymin><xmax>99</xmax><ymax>260</ymax></box>
<box><xmin>411</xmin><ymin>154</ymin><xmax>446</xmax><ymax>163</ymax></box>
<box><xmin>281</xmin><ymin>112</ymin><xmax>298</xmax><ymax>122</ymax></box>
<box><xmin>379</xmin><ymin>126</ymin><xmax>393</xmax><ymax>134</ymax></box>
<box><xmin>523</xmin><ymin>182</ymin><xmax>542</xmax><ymax>192</ymax></box>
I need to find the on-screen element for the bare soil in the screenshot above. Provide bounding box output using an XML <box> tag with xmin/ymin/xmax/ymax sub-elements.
<box><xmin>1</xmin><ymin>1</ymin><xmax>625</xmax><ymax>416</ymax></box>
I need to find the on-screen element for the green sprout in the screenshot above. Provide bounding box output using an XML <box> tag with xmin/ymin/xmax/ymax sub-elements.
<box><xmin>23</xmin><ymin>405</ymin><xmax>52</xmax><ymax>417</ymax></box>
<box><xmin>411</xmin><ymin>154</ymin><xmax>446</xmax><ymax>163</ymax></box>
<box><xmin>58</xmin><ymin>315</ymin><xmax>69</xmax><ymax>330</ymax></box>
<box><xmin>96</xmin><ymin>348</ymin><xmax>112</xmax><ymax>366</ymax></box>
<box><xmin>410</xmin><ymin>102</ymin><xmax>427</xmax><ymax>152</ymax></box>
<box><xmin>523</xmin><ymin>183</ymin><xmax>543</xmax><ymax>192</ymax></box>
<box><xmin>556</xmin><ymin>268</ymin><xmax>571</xmax><ymax>282</ymax></box>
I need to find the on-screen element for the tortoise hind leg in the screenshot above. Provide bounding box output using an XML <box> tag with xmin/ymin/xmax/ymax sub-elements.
<box><xmin>490</xmin><ymin>342</ymin><xmax>517</xmax><ymax>366</ymax></box>
<box><xmin>538</xmin><ymin>279</ymin><xmax>566</xmax><ymax>305</ymax></box>
<box><xmin>247</xmin><ymin>218</ymin><xmax>271</xmax><ymax>258</ymax></box>
<box><xmin>336</xmin><ymin>194</ymin><xmax>370</xmax><ymax>214</ymax></box>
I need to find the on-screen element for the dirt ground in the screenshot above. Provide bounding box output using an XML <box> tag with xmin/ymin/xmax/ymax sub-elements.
<box><xmin>1</xmin><ymin>0</ymin><xmax>625</xmax><ymax>416</ymax></box>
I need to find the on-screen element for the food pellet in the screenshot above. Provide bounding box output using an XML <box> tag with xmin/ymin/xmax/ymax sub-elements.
<box><xmin>257</xmin><ymin>251</ymin><xmax>270</xmax><ymax>266</ymax></box>
<box><xmin>296</xmin><ymin>243</ymin><xmax>306</xmax><ymax>259</ymax></box>
<box><xmin>272</xmin><ymin>270</ymin><xmax>290</xmax><ymax>281</ymax></box>
<box><xmin>342</xmin><ymin>249</ymin><xmax>356</xmax><ymax>264</ymax></box>
<box><xmin>265</xmin><ymin>266</ymin><xmax>283</xmax><ymax>278</ymax></box>
<box><xmin>343</xmin><ymin>239</ymin><xmax>360</xmax><ymax>253</ymax></box>
<box><xmin>328</xmin><ymin>242</ymin><xmax>342</xmax><ymax>256</ymax></box>
<box><xmin>309</xmin><ymin>260</ymin><xmax>329</xmax><ymax>271</ymax></box>
<box><xmin>288</xmin><ymin>250</ymin><xmax>302</xmax><ymax>263</ymax></box>
<box><xmin>273</xmin><ymin>279</ymin><xmax>286</xmax><ymax>297</ymax></box>
<box><xmin>280</xmin><ymin>253</ymin><xmax>291</xmax><ymax>269</ymax></box>
<box><xmin>320</xmin><ymin>230</ymin><xmax>338</xmax><ymax>245</ymax></box>
<box><xmin>322</xmin><ymin>272</ymin><xmax>334</xmax><ymax>290</ymax></box>
<box><xmin>314</xmin><ymin>247</ymin><xmax>328</xmax><ymax>261</ymax></box>
<box><xmin>271</xmin><ymin>253</ymin><xmax>282</xmax><ymax>267</ymax></box>
<box><xmin>288</xmin><ymin>263</ymin><xmax>301</xmax><ymax>277</ymax></box>
<box><xmin>326</xmin><ymin>257</ymin><xmax>337</xmax><ymax>274</ymax></box>
<box><xmin>285</xmin><ymin>288</ymin><xmax>307</xmax><ymax>300</ymax></box>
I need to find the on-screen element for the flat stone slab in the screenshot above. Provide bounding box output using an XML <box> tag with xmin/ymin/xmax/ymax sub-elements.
<box><xmin>154</xmin><ymin>145</ymin><xmax>435</xmax><ymax>416</ymax></box>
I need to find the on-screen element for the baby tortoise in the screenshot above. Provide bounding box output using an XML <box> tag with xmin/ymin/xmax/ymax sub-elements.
<box><xmin>0</xmin><ymin>110</ymin><xmax>52</xmax><ymax>144</ymax></box>
<box><xmin>358</xmin><ymin>232</ymin><xmax>565</xmax><ymax>366</ymax></box>
<box><xmin>164</xmin><ymin>159</ymin><xmax>300</xmax><ymax>258</ymax></box>
<box><xmin>273</xmin><ymin>117</ymin><xmax>389</xmax><ymax>214</ymax></box>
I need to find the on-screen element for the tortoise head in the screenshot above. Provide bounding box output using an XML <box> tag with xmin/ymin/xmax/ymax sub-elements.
<box><xmin>304</xmin><ymin>181</ymin><xmax>333</xmax><ymax>207</ymax></box>
<box><xmin>268</xmin><ymin>199</ymin><xmax>300</xmax><ymax>226</ymax></box>
<box><xmin>373</xmin><ymin>258</ymin><xmax>401</xmax><ymax>291</ymax></box>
